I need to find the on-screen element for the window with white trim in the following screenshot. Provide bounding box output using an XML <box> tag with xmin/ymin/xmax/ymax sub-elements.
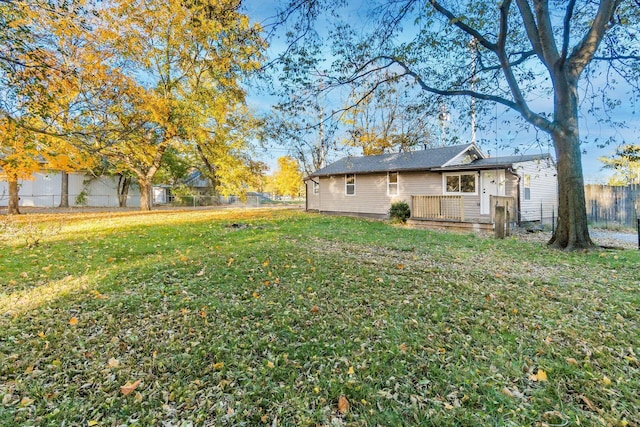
<box><xmin>387</xmin><ymin>172</ymin><xmax>398</xmax><ymax>196</ymax></box>
<box><xmin>345</xmin><ymin>174</ymin><xmax>355</xmax><ymax>195</ymax></box>
<box><xmin>443</xmin><ymin>173</ymin><xmax>477</xmax><ymax>195</ymax></box>
<box><xmin>313</xmin><ymin>181</ymin><xmax>319</xmax><ymax>194</ymax></box>
<box><xmin>523</xmin><ymin>174</ymin><xmax>531</xmax><ymax>200</ymax></box>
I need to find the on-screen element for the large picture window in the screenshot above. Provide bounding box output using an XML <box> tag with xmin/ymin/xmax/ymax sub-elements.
<box><xmin>388</xmin><ymin>172</ymin><xmax>398</xmax><ymax>196</ymax></box>
<box><xmin>345</xmin><ymin>174</ymin><xmax>355</xmax><ymax>195</ymax></box>
<box><xmin>444</xmin><ymin>173</ymin><xmax>477</xmax><ymax>194</ymax></box>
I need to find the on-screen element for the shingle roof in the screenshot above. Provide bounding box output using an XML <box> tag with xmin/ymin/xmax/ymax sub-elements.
<box><xmin>308</xmin><ymin>144</ymin><xmax>474</xmax><ymax>177</ymax></box>
<box><xmin>435</xmin><ymin>153</ymin><xmax>552</xmax><ymax>171</ymax></box>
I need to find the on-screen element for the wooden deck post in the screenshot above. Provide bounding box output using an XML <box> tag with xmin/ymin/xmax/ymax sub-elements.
<box><xmin>495</xmin><ymin>206</ymin><xmax>505</xmax><ymax>239</ymax></box>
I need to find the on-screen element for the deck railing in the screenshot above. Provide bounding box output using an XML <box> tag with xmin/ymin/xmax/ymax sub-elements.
<box><xmin>411</xmin><ymin>195</ymin><xmax>465</xmax><ymax>221</ymax></box>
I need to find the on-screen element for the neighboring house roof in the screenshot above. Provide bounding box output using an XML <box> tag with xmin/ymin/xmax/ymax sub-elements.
<box><xmin>435</xmin><ymin>153</ymin><xmax>553</xmax><ymax>172</ymax></box>
<box><xmin>308</xmin><ymin>144</ymin><xmax>478</xmax><ymax>177</ymax></box>
<box><xmin>182</xmin><ymin>169</ymin><xmax>211</xmax><ymax>188</ymax></box>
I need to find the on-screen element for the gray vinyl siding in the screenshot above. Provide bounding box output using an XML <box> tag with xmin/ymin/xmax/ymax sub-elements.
<box><xmin>514</xmin><ymin>160</ymin><xmax>558</xmax><ymax>222</ymax></box>
<box><xmin>317</xmin><ymin>173</ymin><xmax>391</xmax><ymax>215</ymax></box>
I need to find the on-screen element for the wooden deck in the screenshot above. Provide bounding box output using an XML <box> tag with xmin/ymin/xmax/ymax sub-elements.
<box><xmin>407</xmin><ymin>217</ymin><xmax>495</xmax><ymax>232</ymax></box>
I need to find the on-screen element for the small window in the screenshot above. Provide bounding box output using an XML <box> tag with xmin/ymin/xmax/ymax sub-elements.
<box><xmin>444</xmin><ymin>173</ymin><xmax>477</xmax><ymax>194</ymax></box>
<box><xmin>345</xmin><ymin>174</ymin><xmax>355</xmax><ymax>195</ymax></box>
<box><xmin>523</xmin><ymin>174</ymin><xmax>531</xmax><ymax>200</ymax></box>
<box><xmin>313</xmin><ymin>181</ymin><xmax>319</xmax><ymax>194</ymax></box>
<box><xmin>388</xmin><ymin>172</ymin><xmax>398</xmax><ymax>196</ymax></box>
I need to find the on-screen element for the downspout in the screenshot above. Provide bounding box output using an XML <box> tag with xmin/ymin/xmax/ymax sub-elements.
<box><xmin>507</xmin><ymin>167</ymin><xmax>521</xmax><ymax>225</ymax></box>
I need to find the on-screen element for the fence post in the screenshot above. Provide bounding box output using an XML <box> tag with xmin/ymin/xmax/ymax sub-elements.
<box><xmin>495</xmin><ymin>206</ymin><xmax>506</xmax><ymax>239</ymax></box>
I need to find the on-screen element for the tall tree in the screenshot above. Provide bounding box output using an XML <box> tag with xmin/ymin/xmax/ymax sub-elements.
<box><xmin>273</xmin><ymin>0</ymin><xmax>640</xmax><ymax>250</ymax></box>
<box><xmin>94</xmin><ymin>0</ymin><xmax>264</xmax><ymax>210</ymax></box>
<box><xmin>272</xmin><ymin>156</ymin><xmax>303</xmax><ymax>198</ymax></box>
<box><xmin>343</xmin><ymin>80</ymin><xmax>434</xmax><ymax>155</ymax></box>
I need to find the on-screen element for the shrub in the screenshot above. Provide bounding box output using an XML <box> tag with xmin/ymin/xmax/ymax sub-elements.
<box><xmin>389</xmin><ymin>201</ymin><xmax>410</xmax><ymax>223</ymax></box>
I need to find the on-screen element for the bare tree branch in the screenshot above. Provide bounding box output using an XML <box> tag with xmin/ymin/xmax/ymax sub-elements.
<box><xmin>428</xmin><ymin>0</ymin><xmax>497</xmax><ymax>52</ymax></box>
<box><xmin>560</xmin><ymin>0</ymin><xmax>577</xmax><ymax>66</ymax></box>
<box><xmin>568</xmin><ymin>0</ymin><xmax>621</xmax><ymax>79</ymax></box>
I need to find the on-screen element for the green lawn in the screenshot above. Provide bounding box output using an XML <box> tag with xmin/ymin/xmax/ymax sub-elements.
<box><xmin>1</xmin><ymin>209</ymin><xmax>638</xmax><ymax>426</ymax></box>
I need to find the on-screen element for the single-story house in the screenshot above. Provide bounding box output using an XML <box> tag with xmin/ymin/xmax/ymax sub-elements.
<box><xmin>304</xmin><ymin>143</ymin><xmax>557</xmax><ymax>228</ymax></box>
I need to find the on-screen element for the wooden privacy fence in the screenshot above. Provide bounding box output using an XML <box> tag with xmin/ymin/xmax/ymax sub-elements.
<box><xmin>412</xmin><ymin>195</ymin><xmax>464</xmax><ymax>221</ymax></box>
<box><xmin>585</xmin><ymin>184</ymin><xmax>640</xmax><ymax>226</ymax></box>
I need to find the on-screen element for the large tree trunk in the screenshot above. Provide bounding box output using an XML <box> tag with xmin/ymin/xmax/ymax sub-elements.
<box><xmin>138</xmin><ymin>178</ymin><xmax>152</xmax><ymax>211</ymax></box>
<box><xmin>7</xmin><ymin>177</ymin><xmax>20</xmax><ymax>215</ymax></box>
<box><xmin>59</xmin><ymin>171</ymin><xmax>69</xmax><ymax>208</ymax></box>
<box><xmin>548</xmin><ymin>77</ymin><xmax>594</xmax><ymax>250</ymax></box>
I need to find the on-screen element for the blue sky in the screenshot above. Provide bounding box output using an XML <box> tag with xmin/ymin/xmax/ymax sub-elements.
<box><xmin>243</xmin><ymin>1</ymin><xmax>639</xmax><ymax>183</ymax></box>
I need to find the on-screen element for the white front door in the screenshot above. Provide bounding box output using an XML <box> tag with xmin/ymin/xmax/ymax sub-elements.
<box><xmin>480</xmin><ymin>170</ymin><xmax>505</xmax><ymax>215</ymax></box>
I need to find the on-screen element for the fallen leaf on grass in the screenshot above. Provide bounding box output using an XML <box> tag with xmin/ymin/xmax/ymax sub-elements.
<box><xmin>337</xmin><ymin>396</ymin><xmax>349</xmax><ymax>414</ymax></box>
<box><xmin>19</xmin><ymin>396</ymin><xmax>34</xmax><ymax>407</ymax></box>
<box><xmin>566</xmin><ymin>357</ymin><xmax>578</xmax><ymax>366</ymax></box>
<box><xmin>602</xmin><ymin>376</ymin><xmax>612</xmax><ymax>386</ymax></box>
<box><xmin>579</xmin><ymin>394</ymin><xmax>598</xmax><ymax>412</ymax></box>
<box><xmin>120</xmin><ymin>380</ymin><xmax>141</xmax><ymax>396</ymax></box>
<box><xmin>213</xmin><ymin>362</ymin><xmax>224</xmax><ymax>370</ymax></box>
<box><xmin>195</xmin><ymin>267</ymin><xmax>206</xmax><ymax>277</ymax></box>
<box><xmin>69</xmin><ymin>317</ymin><xmax>79</xmax><ymax>326</ymax></box>
<box><xmin>529</xmin><ymin>369</ymin><xmax>548</xmax><ymax>382</ymax></box>
<box><xmin>107</xmin><ymin>358</ymin><xmax>120</xmax><ymax>369</ymax></box>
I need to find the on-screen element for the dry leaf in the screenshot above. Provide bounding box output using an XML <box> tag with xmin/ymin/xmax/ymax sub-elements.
<box><xmin>227</xmin><ymin>257</ymin><xmax>235</xmax><ymax>266</ymax></box>
<box><xmin>213</xmin><ymin>362</ymin><xmax>224</xmax><ymax>370</ymax></box>
<box><xmin>347</xmin><ymin>366</ymin><xmax>354</xmax><ymax>375</ymax></box>
<box><xmin>337</xmin><ymin>396</ymin><xmax>349</xmax><ymax>414</ymax></box>
<box><xmin>120</xmin><ymin>380</ymin><xmax>141</xmax><ymax>396</ymax></box>
<box><xmin>310</xmin><ymin>306</ymin><xmax>319</xmax><ymax>314</ymax></box>
<box><xmin>266</xmin><ymin>361</ymin><xmax>275</xmax><ymax>369</ymax></box>
<box><xmin>529</xmin><ymin>368</ymin><xmax>548</xmax><ymax>382</ymax></box>
<box><xmin>88</xmin><ymin>420</ymin><xmax>99</xmax><ymax>426</ymax></box>
<box><xmin>69</xmin><ymin>317</ymin><xmax>79</xmax><ymax>326</ymax></box>
<box><xmin>398</xmin><ymin>343</ymin><xmax>409</xmax><ymax>353</ymax></box>
<box><xmin>19</xmin><ymin>396</ymin><xmax>34</xmax><ymax>407</ymax></box>
<box><xmin>579</xmin><ymin>394</ymin><xmax>598</xmax><ymax>412</ymax></box>
<box><xmin>195</xmin><ymin>267</ymin><xmax>206</xmax><ymax>277</ymax></box>
<box><xmin>107</xmin><ymin>358</ymin><xmax>120</xmax><ymax>369</ymax></box>
<box><xmin>566</xmin><ymin>357</ymin><xmax>578</xmax><ymax>365</ymax></box>
<box><xmin>602</xmin><ymin>376</ymin><xmax>612</xmax><ymax>386</ymax></box>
